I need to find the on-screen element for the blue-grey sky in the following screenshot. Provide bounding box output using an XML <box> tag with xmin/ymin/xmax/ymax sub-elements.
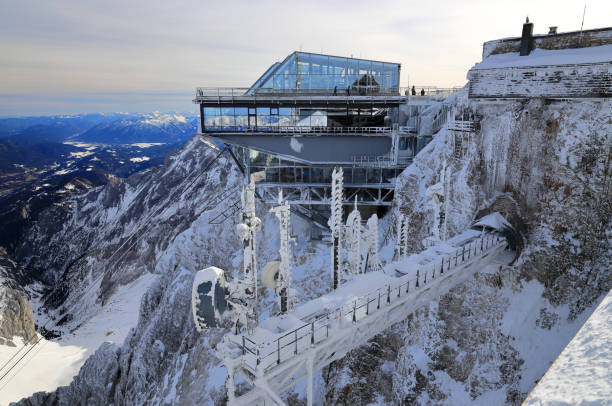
<box><xmin>1</xmin><ymin>0</ymin><xmax>610</xmax><ymax>116</ymax></box>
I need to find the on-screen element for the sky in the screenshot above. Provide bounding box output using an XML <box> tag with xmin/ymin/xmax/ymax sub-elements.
<box><xmin>1</xmin><ymin>0</ymin><xmax>611</xmax><ymax>117</ymax></box>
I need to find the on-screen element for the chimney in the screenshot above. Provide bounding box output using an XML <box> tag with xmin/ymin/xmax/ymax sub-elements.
<box><xmin>548</xmin><ymin>26</ymin><xmax>558</xmax><ymax>35</ymax></box>
<box><xmin>520</xmin><ymin>17</ymin><xmax>535</xmax><ymax>56</ymax></box>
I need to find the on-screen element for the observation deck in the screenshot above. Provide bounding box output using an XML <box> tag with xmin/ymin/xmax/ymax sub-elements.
<box><xmin>194</xmin><ymin>87</ymin><xmax>408</xmax><ymax>108</ymax></box>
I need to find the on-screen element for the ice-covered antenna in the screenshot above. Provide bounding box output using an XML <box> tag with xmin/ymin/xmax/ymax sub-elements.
<box><xmin>270</xmin><ymin>190</ymin><xmax>294</xmax><ymax>313</ymax></box>
<box><xmin>395</xmin><ymin>214</ymin><xmax>409</xmax><ymax>259</ymax></box>
<box><xmin>365</xmin><ymin>214</ymin><xmax>381</xmax><ymax>272</ymax></box>
<box><xmin>441</xmin><ymin>159</ymin><xmax>450</xmax><ymax>241</ymax></box>
<box><xmin>345</xmin><ymin>197</ymin><xmax>362</xmax><ymax>277</ymax></box>
<box><xmin>329</xmin><ymin>167</ymin><xmax>344</xmax><ymax>289</ymax></box>
<box><xmin>236</xmin><ymin>180</ymin><xmax>261</xmax><ymax>329</ymax></box>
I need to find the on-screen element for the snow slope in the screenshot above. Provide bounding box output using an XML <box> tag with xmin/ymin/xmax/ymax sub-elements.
<box><xmin>0</xmin><ymin>273</ymin><xmax>157</xmax><ymax>405</ymax></box>
<box><xmin>525</xmin><ymin>289</ymin><xmax>612</xmax><ymax>405</ymax></box>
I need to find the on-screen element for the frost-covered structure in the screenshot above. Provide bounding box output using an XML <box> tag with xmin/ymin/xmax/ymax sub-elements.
<box><xmin>4</xmin><ymin>22</ymin><xmax>611</xmax><ymax>406</ymax></box>
<box><xmin>269</xmin><ymin>192</ymin><xmax>294</xmax><ymax>313</ymax></box>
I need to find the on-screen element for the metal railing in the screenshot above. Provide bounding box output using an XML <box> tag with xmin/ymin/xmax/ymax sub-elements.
<box><xmin>406</xmin><ymin>86</ymin><xmax>463</xmax><ymax>99</ymax></box>
<box><xmin>195</xmin><ymin>87</ymin><xmax>407</xmax><ymax>98</ymax></box>
<box><xmin>233</xmin><ymin>233</ymin><xmax>504</xmax><ymax>373</ymax></box>
<box><xmin>204</xmin><ymin>125</ymin><xmax>393</xmax><ymax>134</ymax></box>
<box><xmin>448</xmin><ymin>120</ymin><xmax>479</xmax><ymax>132</ymax></box>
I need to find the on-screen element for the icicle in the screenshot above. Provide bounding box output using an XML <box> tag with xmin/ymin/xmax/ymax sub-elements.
<box><xmin>345</xmin><ymin>197</ymin><xmax>362</xmax><ymax>277</ymax></box>
<box><xmin>270</xmin><ymin>190</ymin><xmax>295</xmax><ymax>313</ymax></box>
<box><xmin>328</xmin><ymin>167</ymin><xmax>344</xmax><ymax>289</ymax></box>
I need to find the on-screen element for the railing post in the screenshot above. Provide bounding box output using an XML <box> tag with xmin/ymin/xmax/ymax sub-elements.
<box><xmin>406</xmin><ymin>280</ymin><xmax>409</xmax><ymax>293</ymax></box>
<box><xmin>294</xmin><ymin>330</ymin><xmax>298</xmax><ymax>355</ymax></box>
<box><xmin>256</xmin><ymin>348</ymin><xmax>260</xmax><ymax>366</ymax></box>
<box><xmin>440</xmin><ymin>258</ymin><xmax>444</xmax><ymax>274</ymax></box>
<box><xmin>352</xmin><ymin>301</ymin><xmax>357</xmax><ymax>323</ymax></box>
<box><xmin>366</xmin><ymin>299</ymin><xmax>370</xmax><ymax>315</ymax></box>
<box><xmin>387</xmin><ymin>285</ymin><xmax>391</xmax><ymax>304</ymax></box>
<box><xmin>481</xmin><ymin>237</ymin><xmax>484</xmax><ymax>252</ymax></box>
<box><xmin>311</xmin><ymin>322</ymin><xmax>315</xmax><ymax>345</ymax></box>
<box><xmin>242</xmin><ymin>336</ymin><xmax>246</xmax><ymax>356</ymax></box>
<box><xmin>377</xmin><ymin>290</ymin><xmax>381</xmax><ymax>309</ymax></box>
<box><xmin>416</xmin><ymin>270</ymin><xmax>420</xmax><ymax>288</ymax></box>
<box><xmin>424</xmin><ymin>269</ymin><xmax>427</xmax><ymax>284</ymax></box>
<box><xmin>468</xmin><ymin>242</ymin><xmax>471</xmax><ymax>259</ymax></box>
<box><xmin>462</xmin><ymin>245</ymin><xmax>465</xmax><ymax>261</ymax></box>
<box><xmin>277</xmin><ymin>339</ymin><xmax>281</xmax><ymax>365</ymax></box>
<box><xmin>455</xmin><ymin>251</ymin><xmax>458</xmax><ymax>266</ymax></box>
<box><xmin>474</xmin><ymin>241</ymin><xmax>477</xmax><ymax>256</ymax></box>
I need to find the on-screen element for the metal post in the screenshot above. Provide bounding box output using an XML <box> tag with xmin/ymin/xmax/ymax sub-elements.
<box><xmin>462</xmin><ymin>245</ymin><xmax>465</xmax><ymax>261</ymax></box>
<box><xmin>307</xmin><ymin>356</ymin><xmax>314</xmax><ymax>406</ymax></box>
<box><xmin>242</xmin><ymin>336</ymin><xmax>246</xmax><ymax>356</ymax></box>
<box><xmin>440</xmin><ymin>258</ymin><xmax>444</xmax><ymax>274</ymax></box>
<box><xmin>277</xmin><ymin>339</ymin><xmax>281</xmax><ymax>365</ymax></box>
<box><xmin>294</xmin><ymin>330</ymin><xmax>298</xmax><ymax>355</ymax></box>
<box><xmin>352</xmin><ymin>302</ymin><xmax>357</xmax><ymax>323</ymax></box>
<box><xmin>387</xmin><ymin>285</ymin><xmax>391</xmax><ymax>304</ymax></box>
<box><xmin>416</xmin><ymin>270</ymin><xmax>420</xmax><ymax>288</ymax></box>
<box><xmin>311</xmin><ymin>322</ymin><xmax>315</xmax><ymax>344</ymax></box>
<box><xmin>377</xmin><ymin>290</ymin><xmax>381</xmax><ymax>309</ymax></box>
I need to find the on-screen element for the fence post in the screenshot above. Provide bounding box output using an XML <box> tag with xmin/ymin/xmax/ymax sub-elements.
<box><xmin>462</xmin><ymin>245</ymin><xmax>465</xmax><ymax>261</ymax></box>
<box><xmin>387</xmin><ymin>285</ymin><xmax>391</xmax><ymax>304</ymax></box>
<box><xmin>277</xmin><ymin>339</ymin><xmax>281</xmax><ymax>364</ymax></box>
<box><xmin>424</xmin><ymin>269</ymin><xmax>427</xmax><ymax>284</ymax></box>
<box><xmin>406</xmin><ymin>280</ymin><xmax>410</xmax><ymax>293</ymax></box>
<box><xmin>416</xmin><ymin>270</ymin><xmax>420</xmax><ymax>288</ymax></box>
<box><xmin>242</xmin><ymin>336</ymin><xmax>246</xmax><ymax>356</ymax></box>
<box><xmin>468</xmin><ymin>242</ymin><xmax>471</xmax><ymax>259</ymax></box>
<box><xmin>455</xmin><ymin>251</ymin><xmax>458</xmax><ymax>266</ymax></box>
<box><xmin>294</xmin><ymin>330</ymin><xmax>298</xmax><ymax>355</ymax></box>
<box><xmin>481</xmin><ymin>237</ymin><xmax>484</xmax><ymax>252</ymax></box>
<box><xmin>397</xmin><ymin>286</ymin><xmax>401</xmax><ymax>298</ymax></box>
<box><xmin>311</xmin><ymin>322</ymin><xmax>315</xmax><ymax>344</ymax></box>
<box><xmin>440</xmin><ymin>258</ymin><xmax>444</xmax><ymax>274</ymax></box>
<box><xmin>366</xmin><ymin>299</ymin><xmax>370</xmax><ymax>315</ymax></box>
<box><xmin>352</xmin><ymin>301</ymin><xmax>357</xmax><ymax>323</ymax></box>
<box><xmin>377</xmin><ymin>290</ymin><xmax>381</xmax><ymax>309</ymax></box>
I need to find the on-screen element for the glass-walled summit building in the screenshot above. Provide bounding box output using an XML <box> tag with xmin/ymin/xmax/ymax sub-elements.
<box><xmin>249</xmin><ymin>51</ymin><xmax>400</xmax><ymax>94</ymax></box>
<box><xmin>194</xmin><ymin>51</ymin><xmax>409</xmax><ymax>220</ymax></box>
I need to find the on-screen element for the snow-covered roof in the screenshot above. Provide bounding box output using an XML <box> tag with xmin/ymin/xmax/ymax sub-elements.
<box><xmin>472</xmin><ymin>44</ymin><xmax>612</xmax><ymax>70</ymax></box>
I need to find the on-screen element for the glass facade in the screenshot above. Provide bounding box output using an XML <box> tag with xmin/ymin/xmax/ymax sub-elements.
<box><xmin>203</xmin><ymin>106</ymin><xmax>395</xmax><ymax>131</ymax></box>
<box><xmin>248</xmin><ymin>52</ymin><xmax>400</xmax><ymax>94</ymax></box>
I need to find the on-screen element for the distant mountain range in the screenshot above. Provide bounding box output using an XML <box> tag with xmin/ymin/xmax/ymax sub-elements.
<box><xmin>0</xmin><ymin>112</ymin><xmax>199</xmax><ymax>252</ymax></box>
<box><xmin>0</xmin><ymin>112</ymin><xmax>198</xmax><ymax>144</ymax></box>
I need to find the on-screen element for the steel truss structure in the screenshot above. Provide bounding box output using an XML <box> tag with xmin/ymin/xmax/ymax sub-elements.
<box><xmin>257</xmin><ymin>182</ymin><xmax>395</xmax><ymax>206</ymax></box>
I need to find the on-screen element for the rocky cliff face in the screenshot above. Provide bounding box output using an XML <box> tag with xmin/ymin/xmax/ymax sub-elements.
<box><xmin>322</xmin><ymin>95</ymin><xmax>611</xmax><ymax>405</ymax></box>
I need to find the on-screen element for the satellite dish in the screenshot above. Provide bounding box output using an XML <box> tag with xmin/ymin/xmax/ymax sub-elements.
<box><xmin>191</xmin><ymin>267</ymin><xmax>230</xmax><ymax>331</ymax></box>
<box><xmin>261</xmin><ymin>261</ymin><xmax>280</xmax><ymax>290</ymax></box>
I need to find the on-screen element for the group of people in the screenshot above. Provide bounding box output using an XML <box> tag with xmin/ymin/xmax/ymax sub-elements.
<box><xmin>410</xmin><ymin>86</ymin><xmax>426</xmax><ymax>96</ymax></box>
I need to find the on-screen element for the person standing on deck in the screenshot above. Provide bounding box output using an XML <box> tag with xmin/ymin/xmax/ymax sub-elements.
<box><xmin>420</xmin><ymin>88</ymin><xmax>425</xmax><ymax>96</ymax></box>
<box><xmin>411</xmin><ymin>86</ymin><xmax>416</xmax><ymax>96</ymax></box>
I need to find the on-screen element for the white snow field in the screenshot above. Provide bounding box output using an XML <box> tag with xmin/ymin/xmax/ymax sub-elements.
<box><xmin>0</xmin><ymin>273</ymin><xmax>158</xmax><ymax>405</ymax></box>
<box><xmin>524</xmin><ymin>289</ymin><xmax>612</xmax><ymax>406</ymax></box>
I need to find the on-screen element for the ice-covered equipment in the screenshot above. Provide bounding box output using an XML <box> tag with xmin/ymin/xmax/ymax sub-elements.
<box><xmin>261</xmin><ymin>261</ymin><xmax>280</xmax><ymax>290</ymax></box>
<box><xmin>191</xmin><ymin>266</ymin><xmax>230</xmax><ymax>330</ymax></box>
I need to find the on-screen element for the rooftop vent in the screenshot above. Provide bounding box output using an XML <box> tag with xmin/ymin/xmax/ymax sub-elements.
<box><xmin>548</xmin><ymin>26</ymin><xmax>558</xmax><ymax>35</ymax></box>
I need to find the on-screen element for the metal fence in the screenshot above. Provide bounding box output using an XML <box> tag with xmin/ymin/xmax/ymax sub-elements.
<box><xmin>233</xmin><ymin>233</ymin><xmax>504</xmax><ymax>373</ymax></box>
